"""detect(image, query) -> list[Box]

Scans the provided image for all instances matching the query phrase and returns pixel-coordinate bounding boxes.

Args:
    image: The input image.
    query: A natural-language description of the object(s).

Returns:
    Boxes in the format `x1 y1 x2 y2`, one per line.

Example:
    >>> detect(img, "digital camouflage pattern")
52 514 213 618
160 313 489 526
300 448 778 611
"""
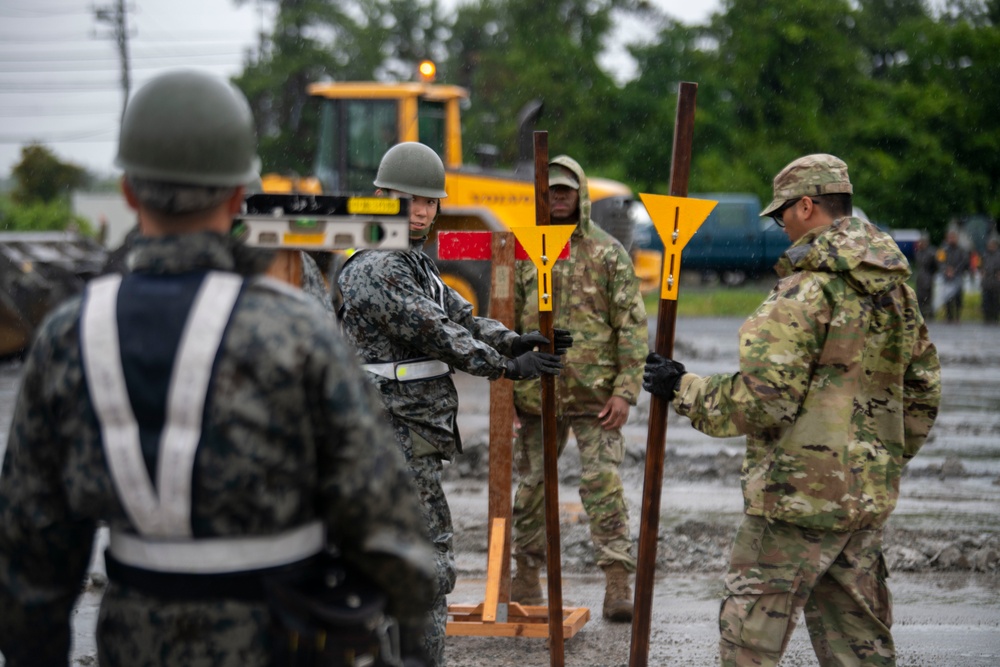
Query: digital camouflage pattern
338 240 522 666
513 156 647 417
339 243 519 461
672 215 942 532
0 232 436 666
720 515 894 666
512 156 647 572
760 153 854 216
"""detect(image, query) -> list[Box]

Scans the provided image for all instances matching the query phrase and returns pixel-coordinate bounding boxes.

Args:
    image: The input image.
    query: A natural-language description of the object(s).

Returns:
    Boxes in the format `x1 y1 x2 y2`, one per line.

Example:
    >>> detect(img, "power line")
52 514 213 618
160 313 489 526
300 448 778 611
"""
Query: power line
0 47 247 63
0 126 117 144
0 56 245 74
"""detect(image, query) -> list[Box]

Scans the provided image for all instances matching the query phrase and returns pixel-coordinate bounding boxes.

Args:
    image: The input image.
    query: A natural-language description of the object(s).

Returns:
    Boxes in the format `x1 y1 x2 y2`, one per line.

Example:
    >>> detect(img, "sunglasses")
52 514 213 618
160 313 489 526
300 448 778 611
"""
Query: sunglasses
770 198 804 228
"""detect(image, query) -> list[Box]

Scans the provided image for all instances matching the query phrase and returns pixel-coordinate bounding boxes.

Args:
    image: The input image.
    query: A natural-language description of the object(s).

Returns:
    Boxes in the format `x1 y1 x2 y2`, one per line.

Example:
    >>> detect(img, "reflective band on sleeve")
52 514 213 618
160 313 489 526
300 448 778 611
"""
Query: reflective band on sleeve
362 358 452 382
109 520 325 574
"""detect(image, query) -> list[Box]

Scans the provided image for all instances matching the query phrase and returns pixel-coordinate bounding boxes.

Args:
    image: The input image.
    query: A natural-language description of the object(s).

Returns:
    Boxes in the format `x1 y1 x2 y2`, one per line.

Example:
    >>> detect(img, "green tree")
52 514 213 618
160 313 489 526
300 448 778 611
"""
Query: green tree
232 0 450 175
445 0 633 169
11 144 89 205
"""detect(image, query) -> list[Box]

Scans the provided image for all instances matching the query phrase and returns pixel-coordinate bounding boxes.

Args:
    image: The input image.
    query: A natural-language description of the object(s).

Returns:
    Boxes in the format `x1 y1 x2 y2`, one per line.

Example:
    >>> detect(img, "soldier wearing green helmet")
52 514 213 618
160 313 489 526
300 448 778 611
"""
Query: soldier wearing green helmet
338 142 572 666
643 153 941 666
0 70 437 666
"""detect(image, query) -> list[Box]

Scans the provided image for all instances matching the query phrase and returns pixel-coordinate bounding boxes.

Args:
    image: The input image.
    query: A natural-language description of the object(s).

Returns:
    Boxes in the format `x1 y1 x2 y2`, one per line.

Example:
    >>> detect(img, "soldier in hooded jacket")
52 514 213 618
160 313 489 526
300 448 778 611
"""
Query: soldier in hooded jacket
511 155 648 622
643 154 941 667
0 70 436 667
337 142 569 666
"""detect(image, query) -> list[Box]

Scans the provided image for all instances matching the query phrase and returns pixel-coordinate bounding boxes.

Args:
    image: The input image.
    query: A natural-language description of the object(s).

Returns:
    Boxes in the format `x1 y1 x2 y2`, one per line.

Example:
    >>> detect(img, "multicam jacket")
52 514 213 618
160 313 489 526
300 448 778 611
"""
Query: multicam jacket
338 242 519 460
0 232 435 666
514 155 648 416
673 216 941 532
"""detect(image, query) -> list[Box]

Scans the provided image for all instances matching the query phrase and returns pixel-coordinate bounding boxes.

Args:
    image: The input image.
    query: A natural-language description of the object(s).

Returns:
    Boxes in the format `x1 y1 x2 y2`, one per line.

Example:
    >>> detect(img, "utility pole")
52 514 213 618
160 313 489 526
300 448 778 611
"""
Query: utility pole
94 0 131 123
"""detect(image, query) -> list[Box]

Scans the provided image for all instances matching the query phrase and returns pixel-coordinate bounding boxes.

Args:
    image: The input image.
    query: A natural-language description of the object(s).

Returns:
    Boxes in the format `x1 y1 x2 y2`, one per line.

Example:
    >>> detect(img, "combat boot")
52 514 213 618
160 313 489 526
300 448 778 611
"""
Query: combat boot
511 556 544 605
602 562 634 622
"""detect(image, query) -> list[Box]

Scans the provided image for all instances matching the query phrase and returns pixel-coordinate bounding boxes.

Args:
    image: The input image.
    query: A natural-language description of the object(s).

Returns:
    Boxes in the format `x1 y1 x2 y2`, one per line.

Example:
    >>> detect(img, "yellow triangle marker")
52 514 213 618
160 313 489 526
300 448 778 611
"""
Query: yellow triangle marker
509 224 576 312
639 194 717 301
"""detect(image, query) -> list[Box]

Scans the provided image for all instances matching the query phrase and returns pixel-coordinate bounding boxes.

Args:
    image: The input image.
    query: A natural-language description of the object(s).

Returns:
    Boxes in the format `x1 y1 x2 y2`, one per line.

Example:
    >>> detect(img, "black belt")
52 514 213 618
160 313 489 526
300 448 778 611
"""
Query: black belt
104 549 321 602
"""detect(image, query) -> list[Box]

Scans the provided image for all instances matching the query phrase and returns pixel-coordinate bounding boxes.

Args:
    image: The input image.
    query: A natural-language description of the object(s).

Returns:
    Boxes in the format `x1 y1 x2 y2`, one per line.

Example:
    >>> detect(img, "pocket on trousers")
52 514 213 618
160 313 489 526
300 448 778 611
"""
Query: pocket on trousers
874 553 893 629
721 564 802 655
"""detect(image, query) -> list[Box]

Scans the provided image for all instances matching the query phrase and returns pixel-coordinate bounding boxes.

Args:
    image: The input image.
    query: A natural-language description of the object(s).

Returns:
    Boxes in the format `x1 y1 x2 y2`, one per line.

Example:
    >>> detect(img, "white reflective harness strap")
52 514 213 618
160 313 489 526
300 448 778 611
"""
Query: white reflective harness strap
81 271 242 538
362 358 452 382
108 520 325 574
82 274 160 534
156 272 243 535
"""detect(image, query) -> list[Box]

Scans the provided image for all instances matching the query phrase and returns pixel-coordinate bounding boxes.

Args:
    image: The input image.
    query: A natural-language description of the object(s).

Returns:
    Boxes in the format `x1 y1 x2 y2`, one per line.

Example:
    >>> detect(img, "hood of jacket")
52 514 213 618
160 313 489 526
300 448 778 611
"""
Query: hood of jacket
777 216 911 296
550 154 592 235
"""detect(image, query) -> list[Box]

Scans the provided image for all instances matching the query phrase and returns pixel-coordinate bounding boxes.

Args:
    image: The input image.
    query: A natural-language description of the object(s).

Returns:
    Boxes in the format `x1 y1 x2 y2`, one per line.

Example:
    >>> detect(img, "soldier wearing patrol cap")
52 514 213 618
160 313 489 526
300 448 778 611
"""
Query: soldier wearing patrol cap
0 69 437 666
644 153 941 666
510 155 648 623
338 142 572 666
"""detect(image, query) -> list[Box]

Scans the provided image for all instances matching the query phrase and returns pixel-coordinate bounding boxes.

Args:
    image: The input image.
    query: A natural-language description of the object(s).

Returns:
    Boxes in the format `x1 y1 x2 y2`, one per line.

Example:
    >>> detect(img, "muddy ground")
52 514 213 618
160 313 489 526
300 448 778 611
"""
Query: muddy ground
439 317 1000 666
0 316 998 666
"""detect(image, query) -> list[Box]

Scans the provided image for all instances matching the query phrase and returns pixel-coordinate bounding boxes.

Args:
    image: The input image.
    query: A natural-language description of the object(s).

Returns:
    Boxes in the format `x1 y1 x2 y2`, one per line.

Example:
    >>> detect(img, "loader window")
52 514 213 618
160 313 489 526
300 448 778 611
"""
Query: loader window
418 100 445 157
313 99 398 194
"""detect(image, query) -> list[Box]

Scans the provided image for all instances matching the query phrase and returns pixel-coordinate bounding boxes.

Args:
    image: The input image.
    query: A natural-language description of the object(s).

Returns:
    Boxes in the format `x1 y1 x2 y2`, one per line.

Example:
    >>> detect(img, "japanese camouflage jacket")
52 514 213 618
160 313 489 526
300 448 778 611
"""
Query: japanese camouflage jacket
673 216 942 532
514 155 648 416
0 233 435 666
338 242 519 460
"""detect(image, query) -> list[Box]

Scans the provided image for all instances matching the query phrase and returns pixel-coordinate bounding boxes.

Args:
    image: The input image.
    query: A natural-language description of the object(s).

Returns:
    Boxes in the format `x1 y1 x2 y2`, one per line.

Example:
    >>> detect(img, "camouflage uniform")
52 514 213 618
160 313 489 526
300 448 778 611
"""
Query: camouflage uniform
937 235 970 322
338 241 520 665
672 155 941 667
912 239 938 321
0 232 436 666
512 156 648 571
980 239 1000 324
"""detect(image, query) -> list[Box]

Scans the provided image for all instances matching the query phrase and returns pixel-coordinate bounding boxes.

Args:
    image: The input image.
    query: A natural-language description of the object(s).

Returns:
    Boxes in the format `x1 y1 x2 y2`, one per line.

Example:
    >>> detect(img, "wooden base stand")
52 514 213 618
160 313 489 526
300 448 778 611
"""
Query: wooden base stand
446 518 590 639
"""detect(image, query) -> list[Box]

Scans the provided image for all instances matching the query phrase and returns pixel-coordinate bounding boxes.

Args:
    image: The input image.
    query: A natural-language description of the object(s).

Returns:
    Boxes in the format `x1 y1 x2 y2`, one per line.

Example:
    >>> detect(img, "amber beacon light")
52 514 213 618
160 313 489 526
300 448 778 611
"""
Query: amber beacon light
418 59 437 82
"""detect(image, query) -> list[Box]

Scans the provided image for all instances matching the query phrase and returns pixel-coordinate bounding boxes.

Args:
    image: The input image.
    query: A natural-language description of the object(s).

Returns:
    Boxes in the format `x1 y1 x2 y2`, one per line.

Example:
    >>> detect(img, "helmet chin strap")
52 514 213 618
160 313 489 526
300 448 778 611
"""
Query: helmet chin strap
409 210 439 241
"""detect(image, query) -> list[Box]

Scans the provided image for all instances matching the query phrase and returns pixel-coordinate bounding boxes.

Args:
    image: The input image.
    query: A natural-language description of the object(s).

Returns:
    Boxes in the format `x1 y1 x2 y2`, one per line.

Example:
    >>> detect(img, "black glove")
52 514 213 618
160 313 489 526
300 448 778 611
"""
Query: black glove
511 330 550 356
642 352 686 399
552 327 573 354
505 351 564 380
511 329 574 357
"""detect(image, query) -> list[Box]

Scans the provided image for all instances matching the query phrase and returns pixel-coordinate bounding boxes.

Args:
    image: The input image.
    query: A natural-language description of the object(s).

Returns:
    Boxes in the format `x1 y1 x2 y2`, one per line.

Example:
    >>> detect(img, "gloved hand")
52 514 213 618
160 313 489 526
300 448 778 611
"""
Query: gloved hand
511 330 550 357
511 329 574 356
505 351 564 380
552 327 573 354
642 352 686 399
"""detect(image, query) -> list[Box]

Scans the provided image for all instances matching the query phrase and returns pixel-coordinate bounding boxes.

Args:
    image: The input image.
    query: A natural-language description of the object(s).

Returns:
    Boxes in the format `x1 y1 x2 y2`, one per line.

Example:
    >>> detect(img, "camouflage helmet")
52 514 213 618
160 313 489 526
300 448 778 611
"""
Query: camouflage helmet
115 69 260 187
374 142 448 199
760 153 853 216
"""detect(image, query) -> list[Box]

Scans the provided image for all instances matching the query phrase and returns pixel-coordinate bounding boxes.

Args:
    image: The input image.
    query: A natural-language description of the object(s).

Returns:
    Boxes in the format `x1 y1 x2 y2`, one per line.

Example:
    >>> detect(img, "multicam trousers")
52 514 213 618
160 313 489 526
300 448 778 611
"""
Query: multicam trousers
396 422 456 667
512 413 635 570
720 514 895 667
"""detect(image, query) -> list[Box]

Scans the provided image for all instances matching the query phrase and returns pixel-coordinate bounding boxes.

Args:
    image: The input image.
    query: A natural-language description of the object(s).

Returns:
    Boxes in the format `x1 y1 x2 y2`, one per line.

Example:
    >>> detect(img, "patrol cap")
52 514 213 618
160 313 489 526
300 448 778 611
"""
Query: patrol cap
549 164 580 189
760 153 853 217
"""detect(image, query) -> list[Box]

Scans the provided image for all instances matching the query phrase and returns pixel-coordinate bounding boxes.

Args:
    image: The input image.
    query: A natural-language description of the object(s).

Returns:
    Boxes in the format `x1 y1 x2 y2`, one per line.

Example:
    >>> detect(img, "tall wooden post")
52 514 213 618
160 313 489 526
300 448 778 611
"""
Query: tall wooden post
533 131 566 667
488 231 516 602
629 81 700 667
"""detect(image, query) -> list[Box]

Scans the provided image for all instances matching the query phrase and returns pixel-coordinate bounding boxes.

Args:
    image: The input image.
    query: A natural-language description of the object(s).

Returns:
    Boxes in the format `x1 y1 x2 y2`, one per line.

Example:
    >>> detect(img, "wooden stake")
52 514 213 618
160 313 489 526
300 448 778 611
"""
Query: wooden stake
488 231 516 603
533 130 565 667
629 81 699 667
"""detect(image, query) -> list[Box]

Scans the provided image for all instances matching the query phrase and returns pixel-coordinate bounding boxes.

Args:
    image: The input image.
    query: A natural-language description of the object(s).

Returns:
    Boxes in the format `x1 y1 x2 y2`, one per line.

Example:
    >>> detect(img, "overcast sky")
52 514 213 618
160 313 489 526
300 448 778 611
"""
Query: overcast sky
0 0 721 180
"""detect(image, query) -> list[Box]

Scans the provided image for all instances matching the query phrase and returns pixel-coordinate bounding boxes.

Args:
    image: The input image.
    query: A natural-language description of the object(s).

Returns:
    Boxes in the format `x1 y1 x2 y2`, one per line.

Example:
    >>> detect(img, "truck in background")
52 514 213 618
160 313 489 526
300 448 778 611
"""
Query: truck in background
631 193 788 290
632 193 921 293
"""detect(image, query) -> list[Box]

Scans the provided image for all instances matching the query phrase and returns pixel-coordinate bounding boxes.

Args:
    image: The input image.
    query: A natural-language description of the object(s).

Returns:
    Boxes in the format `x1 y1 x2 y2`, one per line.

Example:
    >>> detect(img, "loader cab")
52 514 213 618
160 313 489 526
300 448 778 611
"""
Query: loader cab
308 81 468 195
